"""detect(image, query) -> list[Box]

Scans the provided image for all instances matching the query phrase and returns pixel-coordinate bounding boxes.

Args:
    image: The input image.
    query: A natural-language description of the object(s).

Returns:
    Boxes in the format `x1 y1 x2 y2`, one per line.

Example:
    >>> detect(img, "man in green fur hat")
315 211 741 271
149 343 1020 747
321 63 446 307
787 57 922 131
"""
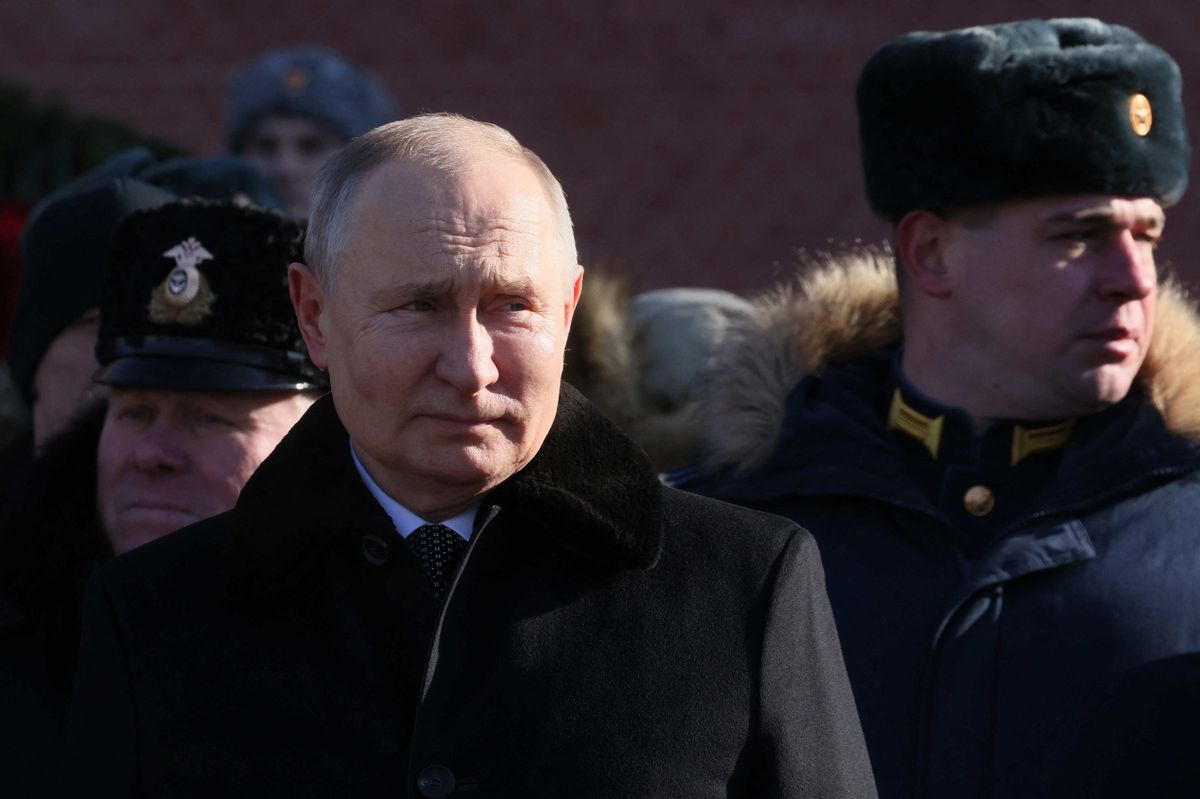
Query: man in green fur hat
685 17 1200 798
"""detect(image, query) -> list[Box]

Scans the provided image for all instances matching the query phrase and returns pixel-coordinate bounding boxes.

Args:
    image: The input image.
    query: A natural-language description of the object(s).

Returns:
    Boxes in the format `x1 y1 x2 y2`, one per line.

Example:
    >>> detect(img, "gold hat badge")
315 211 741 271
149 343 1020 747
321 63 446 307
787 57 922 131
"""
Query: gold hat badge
1129 93 1152 137
148 237 218 325
283 66 311 94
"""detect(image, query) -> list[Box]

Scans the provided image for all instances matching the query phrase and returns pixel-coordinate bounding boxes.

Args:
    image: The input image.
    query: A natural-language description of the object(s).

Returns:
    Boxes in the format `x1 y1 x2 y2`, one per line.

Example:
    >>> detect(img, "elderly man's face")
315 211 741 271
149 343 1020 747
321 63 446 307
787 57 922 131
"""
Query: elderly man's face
97 388 313 554
293 159 582 519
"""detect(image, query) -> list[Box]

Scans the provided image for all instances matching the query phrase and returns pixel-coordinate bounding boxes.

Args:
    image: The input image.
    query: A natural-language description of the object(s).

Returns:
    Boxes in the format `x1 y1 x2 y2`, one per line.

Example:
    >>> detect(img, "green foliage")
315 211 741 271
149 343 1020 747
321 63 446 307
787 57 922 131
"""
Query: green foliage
0 83 183 204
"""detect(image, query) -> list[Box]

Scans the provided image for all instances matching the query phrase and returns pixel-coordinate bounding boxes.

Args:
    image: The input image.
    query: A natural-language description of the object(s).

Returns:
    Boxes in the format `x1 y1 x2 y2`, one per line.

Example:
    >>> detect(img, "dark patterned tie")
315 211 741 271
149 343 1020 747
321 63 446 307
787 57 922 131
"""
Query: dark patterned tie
406 524 469 603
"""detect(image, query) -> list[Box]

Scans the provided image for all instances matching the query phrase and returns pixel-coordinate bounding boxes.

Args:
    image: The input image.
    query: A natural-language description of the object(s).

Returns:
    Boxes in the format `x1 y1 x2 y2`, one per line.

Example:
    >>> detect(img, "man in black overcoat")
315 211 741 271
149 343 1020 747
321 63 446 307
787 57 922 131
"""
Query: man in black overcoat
66 114 876 798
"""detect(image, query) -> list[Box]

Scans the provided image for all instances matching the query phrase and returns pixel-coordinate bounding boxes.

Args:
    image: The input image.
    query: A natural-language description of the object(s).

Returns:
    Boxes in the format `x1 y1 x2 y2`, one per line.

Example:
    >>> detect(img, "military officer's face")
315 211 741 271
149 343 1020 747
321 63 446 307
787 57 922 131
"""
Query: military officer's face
97 388 314 554
291 158 583 520
240 115 345 218
940 194 1163 419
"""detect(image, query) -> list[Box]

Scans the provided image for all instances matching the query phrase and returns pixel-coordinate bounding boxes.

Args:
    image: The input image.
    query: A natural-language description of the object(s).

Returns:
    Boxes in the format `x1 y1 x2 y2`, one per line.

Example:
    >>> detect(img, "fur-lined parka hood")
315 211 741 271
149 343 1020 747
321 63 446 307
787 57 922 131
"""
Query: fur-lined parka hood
697 247 1200 476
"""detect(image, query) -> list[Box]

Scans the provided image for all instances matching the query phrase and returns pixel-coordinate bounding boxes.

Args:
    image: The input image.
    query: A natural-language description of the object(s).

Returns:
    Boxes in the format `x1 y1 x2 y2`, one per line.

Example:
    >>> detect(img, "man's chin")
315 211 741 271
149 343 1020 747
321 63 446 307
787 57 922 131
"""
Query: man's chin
1069 365 1140 414
418 447 523 489
109 510 200 554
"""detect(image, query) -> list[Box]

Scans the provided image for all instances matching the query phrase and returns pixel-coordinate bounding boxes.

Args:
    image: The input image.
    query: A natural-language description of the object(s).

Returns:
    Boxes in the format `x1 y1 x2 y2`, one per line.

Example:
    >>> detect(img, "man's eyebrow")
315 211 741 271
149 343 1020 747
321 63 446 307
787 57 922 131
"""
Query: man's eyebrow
488 275 537 295
1039 207 1165 230
384 278 458 297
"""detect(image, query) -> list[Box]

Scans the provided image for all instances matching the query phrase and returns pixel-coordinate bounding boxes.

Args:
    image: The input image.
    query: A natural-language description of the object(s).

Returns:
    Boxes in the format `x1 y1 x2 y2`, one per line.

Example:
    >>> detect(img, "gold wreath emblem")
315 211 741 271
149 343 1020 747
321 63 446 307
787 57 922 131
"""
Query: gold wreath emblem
147 267 217 326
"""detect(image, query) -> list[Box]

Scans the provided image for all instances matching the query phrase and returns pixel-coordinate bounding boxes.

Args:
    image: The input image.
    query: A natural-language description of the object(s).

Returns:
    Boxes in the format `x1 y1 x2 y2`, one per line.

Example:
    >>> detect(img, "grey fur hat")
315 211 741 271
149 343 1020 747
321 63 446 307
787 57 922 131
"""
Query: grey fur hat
226 46 397 152
857 18 1191 220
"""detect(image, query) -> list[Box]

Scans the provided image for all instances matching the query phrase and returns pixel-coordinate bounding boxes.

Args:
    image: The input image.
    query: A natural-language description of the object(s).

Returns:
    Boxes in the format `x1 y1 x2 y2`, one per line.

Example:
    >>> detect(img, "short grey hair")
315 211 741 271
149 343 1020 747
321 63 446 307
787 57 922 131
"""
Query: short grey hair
304 113 577 290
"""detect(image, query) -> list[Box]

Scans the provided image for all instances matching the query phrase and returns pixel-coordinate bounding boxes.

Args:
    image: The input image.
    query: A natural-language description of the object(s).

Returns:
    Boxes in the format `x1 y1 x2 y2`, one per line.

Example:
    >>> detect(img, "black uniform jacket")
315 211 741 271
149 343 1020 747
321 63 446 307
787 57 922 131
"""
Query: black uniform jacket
67 386 876 798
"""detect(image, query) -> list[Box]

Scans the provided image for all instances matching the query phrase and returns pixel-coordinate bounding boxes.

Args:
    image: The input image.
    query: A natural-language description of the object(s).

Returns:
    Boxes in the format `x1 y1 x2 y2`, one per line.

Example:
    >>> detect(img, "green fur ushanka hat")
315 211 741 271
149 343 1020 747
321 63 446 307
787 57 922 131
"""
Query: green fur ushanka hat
857 18 1191 221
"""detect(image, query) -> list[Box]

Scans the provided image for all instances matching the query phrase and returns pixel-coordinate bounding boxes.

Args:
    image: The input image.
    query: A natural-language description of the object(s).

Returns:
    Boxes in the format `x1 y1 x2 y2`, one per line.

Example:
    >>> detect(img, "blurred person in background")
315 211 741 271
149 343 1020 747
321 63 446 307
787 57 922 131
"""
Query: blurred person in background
226 46 397 218
0 199 324 796
2 149 280 473
564 269 755 473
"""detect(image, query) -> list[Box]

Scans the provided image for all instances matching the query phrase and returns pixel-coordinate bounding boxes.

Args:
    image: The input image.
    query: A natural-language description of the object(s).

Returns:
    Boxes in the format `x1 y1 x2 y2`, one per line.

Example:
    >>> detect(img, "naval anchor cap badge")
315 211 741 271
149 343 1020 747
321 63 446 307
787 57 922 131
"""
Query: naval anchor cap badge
148 237 218 325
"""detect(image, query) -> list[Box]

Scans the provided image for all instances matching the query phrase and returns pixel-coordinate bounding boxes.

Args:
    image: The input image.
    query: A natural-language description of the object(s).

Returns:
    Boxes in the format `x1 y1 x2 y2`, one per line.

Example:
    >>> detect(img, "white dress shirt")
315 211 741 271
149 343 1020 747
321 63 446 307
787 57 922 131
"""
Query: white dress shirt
350 444 476 541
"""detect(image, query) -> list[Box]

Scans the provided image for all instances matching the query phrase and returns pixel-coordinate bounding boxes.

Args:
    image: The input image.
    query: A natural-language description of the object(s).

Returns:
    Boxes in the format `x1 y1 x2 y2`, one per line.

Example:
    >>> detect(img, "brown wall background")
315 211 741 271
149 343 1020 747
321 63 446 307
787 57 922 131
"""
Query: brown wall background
3 0 1198 292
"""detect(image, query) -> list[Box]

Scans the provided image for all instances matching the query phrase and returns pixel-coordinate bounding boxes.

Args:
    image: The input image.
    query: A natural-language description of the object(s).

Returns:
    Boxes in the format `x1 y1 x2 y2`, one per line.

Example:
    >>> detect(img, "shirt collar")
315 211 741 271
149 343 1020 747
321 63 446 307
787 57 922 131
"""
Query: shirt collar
349 443 476 540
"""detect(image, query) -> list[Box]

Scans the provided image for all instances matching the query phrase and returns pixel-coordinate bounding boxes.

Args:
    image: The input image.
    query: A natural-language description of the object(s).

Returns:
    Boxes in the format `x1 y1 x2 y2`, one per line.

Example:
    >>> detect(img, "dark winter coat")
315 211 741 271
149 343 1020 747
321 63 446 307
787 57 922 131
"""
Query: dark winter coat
66 385 877 798
0 403 110 797
681 250 1200 799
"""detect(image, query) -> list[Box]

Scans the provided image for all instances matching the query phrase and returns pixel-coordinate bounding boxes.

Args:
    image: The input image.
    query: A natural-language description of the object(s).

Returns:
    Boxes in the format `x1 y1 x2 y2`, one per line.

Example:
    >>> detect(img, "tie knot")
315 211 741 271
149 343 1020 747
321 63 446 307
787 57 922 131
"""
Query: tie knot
406 524 468 603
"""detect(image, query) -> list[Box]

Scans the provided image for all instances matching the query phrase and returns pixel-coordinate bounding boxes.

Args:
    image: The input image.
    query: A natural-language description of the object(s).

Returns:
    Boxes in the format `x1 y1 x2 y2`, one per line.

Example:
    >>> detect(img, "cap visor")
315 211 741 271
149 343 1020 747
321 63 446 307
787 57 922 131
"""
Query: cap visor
97 355 319 392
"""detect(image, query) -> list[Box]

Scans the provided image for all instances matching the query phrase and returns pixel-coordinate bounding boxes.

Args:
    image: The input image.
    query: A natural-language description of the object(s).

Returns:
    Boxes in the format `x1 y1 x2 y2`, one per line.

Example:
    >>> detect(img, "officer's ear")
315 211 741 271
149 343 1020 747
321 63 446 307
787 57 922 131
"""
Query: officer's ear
288 263 329 369
895 210 953 299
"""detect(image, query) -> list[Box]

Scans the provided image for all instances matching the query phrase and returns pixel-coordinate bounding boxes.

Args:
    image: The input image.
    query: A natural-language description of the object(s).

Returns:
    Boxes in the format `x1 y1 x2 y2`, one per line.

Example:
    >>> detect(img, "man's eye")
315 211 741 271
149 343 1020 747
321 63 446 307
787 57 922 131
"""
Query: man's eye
297 136 326 157
497 301 529 312
197 413 236 428
400 300 436 312
115 406 152 422
246 138 279 157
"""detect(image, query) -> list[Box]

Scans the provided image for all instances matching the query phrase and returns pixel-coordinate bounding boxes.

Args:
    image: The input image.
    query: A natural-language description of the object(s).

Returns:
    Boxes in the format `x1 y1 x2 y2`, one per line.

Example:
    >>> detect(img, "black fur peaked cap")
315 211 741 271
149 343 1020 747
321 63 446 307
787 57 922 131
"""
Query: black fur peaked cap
857 18 1191 221
96 200 326 392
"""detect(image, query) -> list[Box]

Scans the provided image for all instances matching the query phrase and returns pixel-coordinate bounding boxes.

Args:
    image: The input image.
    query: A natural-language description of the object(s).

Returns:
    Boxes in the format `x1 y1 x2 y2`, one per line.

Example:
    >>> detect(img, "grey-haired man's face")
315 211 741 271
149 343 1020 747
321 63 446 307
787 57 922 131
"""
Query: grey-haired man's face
291 158 583 520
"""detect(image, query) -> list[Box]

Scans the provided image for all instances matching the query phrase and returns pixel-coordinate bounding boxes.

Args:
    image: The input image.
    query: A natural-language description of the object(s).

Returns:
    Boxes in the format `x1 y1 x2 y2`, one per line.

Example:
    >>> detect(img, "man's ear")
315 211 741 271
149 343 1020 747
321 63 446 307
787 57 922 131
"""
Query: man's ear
562 264 584 335
895 210 954 299
288 263 329 369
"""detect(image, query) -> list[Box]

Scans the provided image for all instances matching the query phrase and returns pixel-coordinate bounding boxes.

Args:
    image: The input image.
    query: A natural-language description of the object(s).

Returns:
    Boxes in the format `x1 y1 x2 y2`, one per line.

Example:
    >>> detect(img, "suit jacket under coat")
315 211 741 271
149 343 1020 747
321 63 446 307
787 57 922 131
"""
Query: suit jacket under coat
67 385 876 798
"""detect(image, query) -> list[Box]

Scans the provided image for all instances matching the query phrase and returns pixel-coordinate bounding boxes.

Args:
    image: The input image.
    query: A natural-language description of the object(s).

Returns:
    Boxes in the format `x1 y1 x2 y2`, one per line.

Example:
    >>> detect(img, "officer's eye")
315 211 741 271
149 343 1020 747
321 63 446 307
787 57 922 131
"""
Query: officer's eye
114 405 153 423
196 412 237 429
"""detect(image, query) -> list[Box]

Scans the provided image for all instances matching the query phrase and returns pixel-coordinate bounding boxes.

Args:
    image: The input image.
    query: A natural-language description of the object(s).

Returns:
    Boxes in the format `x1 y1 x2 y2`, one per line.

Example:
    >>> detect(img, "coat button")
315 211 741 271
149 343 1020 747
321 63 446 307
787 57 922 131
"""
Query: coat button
963 485 995 516
416 765 456 798
359 534 390 565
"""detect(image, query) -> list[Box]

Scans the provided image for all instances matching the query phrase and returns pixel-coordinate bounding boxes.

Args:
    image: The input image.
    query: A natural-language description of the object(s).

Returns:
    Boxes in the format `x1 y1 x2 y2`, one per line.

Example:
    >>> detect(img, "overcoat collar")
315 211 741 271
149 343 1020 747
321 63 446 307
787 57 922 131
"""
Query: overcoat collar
222 382 663 603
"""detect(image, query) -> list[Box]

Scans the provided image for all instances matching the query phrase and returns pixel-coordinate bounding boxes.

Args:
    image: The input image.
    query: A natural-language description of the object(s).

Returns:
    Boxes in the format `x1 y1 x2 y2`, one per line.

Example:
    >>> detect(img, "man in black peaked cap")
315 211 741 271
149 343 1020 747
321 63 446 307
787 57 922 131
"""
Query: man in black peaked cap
1 199 323 796
683 17 1200 799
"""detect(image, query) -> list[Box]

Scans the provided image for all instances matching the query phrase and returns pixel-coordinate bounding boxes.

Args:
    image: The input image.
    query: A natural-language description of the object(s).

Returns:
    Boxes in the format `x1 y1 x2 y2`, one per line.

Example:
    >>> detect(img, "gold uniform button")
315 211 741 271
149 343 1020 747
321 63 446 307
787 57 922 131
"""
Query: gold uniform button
963 485 995 517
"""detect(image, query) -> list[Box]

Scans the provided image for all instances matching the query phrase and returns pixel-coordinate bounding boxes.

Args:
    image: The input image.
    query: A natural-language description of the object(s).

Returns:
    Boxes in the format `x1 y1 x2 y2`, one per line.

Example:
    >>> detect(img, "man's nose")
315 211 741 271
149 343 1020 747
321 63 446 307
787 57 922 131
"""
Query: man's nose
1097 230 1156 300
131 422 188 475
434 313 500 394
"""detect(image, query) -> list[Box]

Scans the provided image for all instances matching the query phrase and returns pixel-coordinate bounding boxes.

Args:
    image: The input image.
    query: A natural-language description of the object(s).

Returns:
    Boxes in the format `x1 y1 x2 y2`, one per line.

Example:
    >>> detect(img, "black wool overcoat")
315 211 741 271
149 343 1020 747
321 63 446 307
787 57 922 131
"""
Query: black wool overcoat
67 386 876 798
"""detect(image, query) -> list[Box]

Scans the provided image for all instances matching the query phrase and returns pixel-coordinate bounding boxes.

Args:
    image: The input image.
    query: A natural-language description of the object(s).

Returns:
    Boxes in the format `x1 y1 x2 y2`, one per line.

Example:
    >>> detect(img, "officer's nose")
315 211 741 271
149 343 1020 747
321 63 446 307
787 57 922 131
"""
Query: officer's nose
131 420 189 475
1097 228 1156 301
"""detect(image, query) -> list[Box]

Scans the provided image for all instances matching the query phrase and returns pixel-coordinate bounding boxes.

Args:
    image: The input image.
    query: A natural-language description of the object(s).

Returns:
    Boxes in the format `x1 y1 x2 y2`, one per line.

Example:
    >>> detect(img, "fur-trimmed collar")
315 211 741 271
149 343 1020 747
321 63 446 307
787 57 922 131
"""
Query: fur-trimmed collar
222 384 663 603
698 247 1200 475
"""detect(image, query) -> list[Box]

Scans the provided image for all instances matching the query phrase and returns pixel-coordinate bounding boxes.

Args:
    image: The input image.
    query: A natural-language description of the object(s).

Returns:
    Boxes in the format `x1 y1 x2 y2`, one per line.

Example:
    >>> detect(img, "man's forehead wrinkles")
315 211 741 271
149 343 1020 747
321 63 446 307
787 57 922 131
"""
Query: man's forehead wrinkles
405 214 539 238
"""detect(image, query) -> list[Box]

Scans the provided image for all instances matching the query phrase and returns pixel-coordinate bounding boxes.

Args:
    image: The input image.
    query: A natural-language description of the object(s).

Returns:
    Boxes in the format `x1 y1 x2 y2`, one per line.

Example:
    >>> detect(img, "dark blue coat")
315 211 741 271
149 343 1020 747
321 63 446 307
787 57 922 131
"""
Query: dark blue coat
685 347 1200 799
